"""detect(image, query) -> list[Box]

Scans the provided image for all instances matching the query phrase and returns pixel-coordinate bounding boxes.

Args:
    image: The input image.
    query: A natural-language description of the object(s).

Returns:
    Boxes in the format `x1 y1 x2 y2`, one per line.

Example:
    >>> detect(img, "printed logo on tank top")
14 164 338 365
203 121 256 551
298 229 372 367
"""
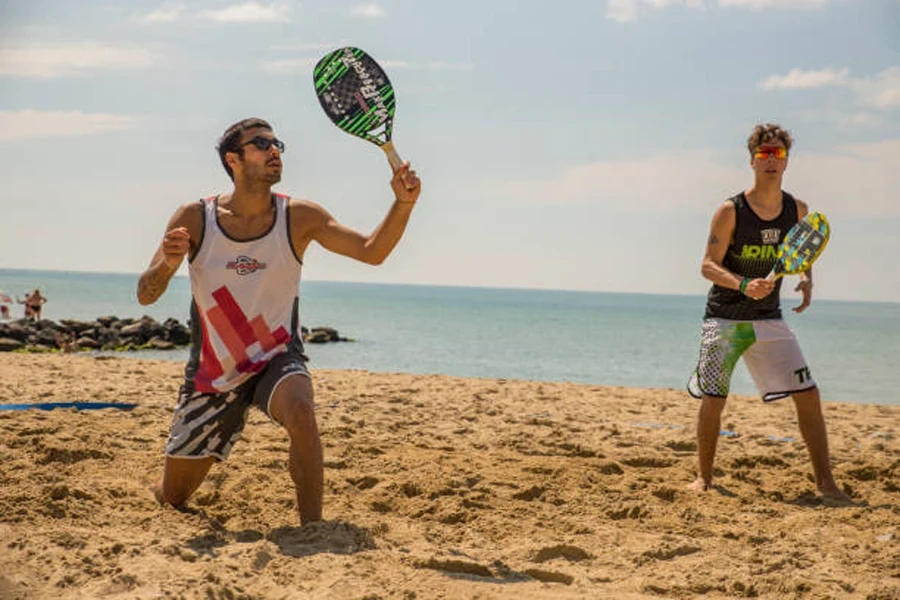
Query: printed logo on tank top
738 227 782 260
760 228 781 244
225 255 267 276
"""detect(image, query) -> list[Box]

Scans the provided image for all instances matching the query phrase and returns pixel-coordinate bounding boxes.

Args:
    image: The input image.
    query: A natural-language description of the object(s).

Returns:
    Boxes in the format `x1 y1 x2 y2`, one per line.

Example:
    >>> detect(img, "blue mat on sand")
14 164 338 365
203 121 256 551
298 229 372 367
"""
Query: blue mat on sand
0 402 137 411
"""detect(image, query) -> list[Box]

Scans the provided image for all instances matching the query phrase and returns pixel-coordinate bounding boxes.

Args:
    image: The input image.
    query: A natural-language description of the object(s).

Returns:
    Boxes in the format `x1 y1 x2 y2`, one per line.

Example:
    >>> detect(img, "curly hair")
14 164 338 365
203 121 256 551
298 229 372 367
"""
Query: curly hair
216 118 273 180
747 123 793 156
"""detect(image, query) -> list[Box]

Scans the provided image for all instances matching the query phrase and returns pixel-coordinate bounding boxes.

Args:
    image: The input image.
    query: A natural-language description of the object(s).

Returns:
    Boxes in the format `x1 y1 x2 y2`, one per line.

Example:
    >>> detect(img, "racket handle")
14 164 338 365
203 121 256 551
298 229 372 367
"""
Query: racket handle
381 141 403 171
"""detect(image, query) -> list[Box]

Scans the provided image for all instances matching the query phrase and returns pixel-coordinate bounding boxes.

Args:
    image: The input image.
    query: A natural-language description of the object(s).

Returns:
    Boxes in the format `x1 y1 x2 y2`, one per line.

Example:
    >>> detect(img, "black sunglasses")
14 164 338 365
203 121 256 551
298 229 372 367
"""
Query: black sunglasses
240 136 285 153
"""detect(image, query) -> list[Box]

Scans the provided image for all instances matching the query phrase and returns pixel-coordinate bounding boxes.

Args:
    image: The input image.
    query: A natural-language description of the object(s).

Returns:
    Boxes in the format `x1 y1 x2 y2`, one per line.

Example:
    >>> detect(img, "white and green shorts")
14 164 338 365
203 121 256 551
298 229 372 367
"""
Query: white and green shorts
688 318 816 402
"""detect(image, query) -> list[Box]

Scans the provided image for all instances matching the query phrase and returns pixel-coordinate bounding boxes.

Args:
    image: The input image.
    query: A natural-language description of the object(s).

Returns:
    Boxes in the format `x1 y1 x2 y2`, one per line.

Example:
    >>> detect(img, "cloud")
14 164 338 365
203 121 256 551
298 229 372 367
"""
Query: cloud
140 4 185 23
270 42 345 52
350 3 386 17
485 149 744 210
427 62 475 71
0 43 156 78
261 57 317 74
606 0 826 21
0 110 144 140
199 2 291 23
483 140 900 217
853 66 900 110
758 67 849 90
718 0 827 7
760 66 900 112
607 0 705 23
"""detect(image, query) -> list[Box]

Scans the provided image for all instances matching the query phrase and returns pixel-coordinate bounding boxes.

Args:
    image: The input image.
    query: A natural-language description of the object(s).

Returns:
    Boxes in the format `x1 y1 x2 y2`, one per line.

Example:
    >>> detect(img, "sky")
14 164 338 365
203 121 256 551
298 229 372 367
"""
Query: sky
0 0 898 303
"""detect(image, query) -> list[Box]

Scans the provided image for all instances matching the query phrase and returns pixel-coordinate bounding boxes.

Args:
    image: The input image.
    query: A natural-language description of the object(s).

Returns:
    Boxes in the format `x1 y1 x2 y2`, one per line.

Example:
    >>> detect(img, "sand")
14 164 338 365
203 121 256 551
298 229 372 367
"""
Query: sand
0 353 897 600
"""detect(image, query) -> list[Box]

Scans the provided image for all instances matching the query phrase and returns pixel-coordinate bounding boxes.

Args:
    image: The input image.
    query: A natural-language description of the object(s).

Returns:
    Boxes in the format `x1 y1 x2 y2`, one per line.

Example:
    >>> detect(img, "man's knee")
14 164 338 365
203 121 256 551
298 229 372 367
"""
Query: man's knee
700 394 727 415
792 387 821 410
271 376 317 434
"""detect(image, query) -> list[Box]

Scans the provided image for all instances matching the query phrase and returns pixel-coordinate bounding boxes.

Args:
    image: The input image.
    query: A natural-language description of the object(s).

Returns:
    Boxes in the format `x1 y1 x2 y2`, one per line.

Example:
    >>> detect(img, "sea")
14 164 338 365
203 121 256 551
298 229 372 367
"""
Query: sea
1 268 897 406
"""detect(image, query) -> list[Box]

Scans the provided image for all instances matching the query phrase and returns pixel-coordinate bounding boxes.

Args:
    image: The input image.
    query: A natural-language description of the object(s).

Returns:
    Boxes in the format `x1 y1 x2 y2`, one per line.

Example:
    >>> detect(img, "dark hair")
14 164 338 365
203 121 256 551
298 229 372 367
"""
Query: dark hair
747 123 793 156
216 118 273 179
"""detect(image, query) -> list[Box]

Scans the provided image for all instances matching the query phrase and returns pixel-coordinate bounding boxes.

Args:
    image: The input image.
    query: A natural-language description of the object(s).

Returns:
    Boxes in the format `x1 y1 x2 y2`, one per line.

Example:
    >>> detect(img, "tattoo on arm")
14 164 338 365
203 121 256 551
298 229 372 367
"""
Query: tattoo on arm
138 263 175 303
708 234 719 245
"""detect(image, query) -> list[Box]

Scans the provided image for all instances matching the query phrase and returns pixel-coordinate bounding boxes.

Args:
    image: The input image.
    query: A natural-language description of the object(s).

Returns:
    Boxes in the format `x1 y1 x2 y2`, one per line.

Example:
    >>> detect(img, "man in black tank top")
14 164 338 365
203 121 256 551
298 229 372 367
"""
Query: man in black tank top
686 123 849 503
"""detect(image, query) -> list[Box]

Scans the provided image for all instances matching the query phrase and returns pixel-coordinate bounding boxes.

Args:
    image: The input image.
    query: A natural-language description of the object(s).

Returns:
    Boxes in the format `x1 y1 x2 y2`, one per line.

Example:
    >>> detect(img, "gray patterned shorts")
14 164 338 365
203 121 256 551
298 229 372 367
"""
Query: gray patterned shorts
164 351 310 461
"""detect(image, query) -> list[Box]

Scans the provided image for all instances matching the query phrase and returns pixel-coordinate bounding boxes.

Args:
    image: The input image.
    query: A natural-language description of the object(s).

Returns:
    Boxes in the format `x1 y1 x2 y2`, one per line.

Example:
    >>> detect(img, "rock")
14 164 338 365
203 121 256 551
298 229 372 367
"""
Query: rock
0 337 23 351
0 316 350 353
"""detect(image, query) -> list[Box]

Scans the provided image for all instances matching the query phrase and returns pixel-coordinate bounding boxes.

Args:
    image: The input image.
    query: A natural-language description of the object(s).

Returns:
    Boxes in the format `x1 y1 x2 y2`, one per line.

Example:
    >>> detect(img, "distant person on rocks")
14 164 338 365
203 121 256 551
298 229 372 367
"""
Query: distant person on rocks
17 289 47 321
137 117 420 525
0 292 11 320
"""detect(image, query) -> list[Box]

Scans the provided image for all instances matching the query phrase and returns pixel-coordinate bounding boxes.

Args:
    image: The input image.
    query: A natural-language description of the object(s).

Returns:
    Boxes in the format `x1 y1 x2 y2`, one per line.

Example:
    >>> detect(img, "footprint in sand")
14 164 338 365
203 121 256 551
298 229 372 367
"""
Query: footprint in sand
532 544 591 563
635 544 701 565
267 521 375 557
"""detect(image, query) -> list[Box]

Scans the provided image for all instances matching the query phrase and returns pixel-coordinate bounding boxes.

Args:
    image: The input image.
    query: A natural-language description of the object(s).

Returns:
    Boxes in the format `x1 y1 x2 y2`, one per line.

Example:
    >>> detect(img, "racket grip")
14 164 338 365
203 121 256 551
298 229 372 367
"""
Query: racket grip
381 141 404 171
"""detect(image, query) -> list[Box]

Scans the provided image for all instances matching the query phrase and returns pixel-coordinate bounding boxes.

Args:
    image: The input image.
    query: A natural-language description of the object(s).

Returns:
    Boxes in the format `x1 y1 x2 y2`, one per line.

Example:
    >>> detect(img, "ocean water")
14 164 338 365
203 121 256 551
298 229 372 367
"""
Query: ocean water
1 268 898 406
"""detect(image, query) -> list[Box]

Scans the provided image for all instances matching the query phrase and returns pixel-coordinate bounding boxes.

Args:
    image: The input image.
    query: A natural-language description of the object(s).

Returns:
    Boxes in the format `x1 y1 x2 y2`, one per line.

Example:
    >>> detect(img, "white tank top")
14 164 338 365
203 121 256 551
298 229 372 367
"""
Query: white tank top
185 193 303 393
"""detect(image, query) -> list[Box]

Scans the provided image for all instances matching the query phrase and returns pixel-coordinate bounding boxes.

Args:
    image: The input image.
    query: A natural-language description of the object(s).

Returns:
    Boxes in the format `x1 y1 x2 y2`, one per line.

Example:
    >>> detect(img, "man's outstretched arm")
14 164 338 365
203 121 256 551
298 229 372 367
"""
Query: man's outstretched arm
305 162 421 265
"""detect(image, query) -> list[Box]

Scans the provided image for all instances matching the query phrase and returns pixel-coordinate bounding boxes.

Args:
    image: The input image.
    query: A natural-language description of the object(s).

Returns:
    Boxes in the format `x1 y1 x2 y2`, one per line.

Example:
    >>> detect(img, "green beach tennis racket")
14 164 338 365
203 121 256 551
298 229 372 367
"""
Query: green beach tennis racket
313 47 404 171
765 212 831 281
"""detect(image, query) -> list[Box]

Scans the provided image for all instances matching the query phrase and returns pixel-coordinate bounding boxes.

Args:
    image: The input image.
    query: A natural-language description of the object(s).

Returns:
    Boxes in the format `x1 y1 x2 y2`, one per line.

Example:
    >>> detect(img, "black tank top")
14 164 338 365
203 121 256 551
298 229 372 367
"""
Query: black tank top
704 191 799 320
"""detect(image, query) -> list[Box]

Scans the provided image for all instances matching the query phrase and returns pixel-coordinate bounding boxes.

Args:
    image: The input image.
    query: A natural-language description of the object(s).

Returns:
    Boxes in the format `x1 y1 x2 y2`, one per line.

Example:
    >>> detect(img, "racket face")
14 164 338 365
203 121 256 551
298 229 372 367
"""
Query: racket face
773 212 830 276
313 47 396 147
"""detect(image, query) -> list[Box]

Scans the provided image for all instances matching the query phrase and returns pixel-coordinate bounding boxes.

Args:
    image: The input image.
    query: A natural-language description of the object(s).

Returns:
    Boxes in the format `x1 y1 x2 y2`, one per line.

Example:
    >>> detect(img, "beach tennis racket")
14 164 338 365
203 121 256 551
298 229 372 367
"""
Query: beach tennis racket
765 212 831 281
313 47 405 172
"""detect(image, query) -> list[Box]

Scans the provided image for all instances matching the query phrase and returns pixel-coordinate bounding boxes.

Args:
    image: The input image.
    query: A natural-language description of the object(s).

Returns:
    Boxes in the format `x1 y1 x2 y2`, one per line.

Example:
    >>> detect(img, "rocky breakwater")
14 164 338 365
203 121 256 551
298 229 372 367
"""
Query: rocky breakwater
0 316 350 353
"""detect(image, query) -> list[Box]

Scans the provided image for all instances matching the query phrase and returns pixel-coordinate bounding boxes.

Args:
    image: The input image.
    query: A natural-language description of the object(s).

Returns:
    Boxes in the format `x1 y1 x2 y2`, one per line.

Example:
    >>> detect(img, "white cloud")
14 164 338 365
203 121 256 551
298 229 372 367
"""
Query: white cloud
484 140 900 217
854 66 900 110
380 60 412 70
719 0 827 7
427 62 475 71
718 0 829 10
0 43 156 78
485 149 744 210
0 110 144 140
199 2 291 23
760 66 900 113
261 57 317 73
758 67 849 90
606 0 826 21
606 0 641 22
350 3 385 17
270 42 344 52
140 4 185 23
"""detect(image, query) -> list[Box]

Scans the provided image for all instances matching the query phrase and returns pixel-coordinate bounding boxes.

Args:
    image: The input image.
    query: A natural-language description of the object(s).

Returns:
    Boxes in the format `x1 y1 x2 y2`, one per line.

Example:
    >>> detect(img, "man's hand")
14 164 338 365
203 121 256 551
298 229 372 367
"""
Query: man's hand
743 278 775 301
391 162 421 204
162 227 191 269
793 278 813 313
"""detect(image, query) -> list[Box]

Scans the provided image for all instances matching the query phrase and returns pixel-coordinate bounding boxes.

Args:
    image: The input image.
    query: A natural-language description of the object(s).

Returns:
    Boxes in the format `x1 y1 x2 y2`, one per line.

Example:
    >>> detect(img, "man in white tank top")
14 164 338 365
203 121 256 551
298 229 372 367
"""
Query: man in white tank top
137 117 421 524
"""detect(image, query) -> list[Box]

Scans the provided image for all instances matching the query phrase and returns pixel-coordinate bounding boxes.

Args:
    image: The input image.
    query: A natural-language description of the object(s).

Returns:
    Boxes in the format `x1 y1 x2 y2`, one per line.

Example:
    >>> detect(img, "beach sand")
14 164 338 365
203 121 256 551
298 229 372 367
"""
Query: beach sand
0 353 897 600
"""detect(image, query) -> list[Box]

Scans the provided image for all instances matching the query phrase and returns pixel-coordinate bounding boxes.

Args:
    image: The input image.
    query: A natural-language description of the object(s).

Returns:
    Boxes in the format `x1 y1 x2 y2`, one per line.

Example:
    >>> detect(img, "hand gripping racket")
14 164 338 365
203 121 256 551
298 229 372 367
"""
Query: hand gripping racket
765 212 831 281
313 47 404 171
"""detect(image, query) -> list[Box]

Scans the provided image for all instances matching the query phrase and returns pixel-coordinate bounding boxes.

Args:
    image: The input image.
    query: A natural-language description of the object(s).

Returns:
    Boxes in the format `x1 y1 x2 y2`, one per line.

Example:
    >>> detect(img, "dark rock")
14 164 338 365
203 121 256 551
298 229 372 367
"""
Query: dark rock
0 316 350 353
75 336 100 349
0 337 23 351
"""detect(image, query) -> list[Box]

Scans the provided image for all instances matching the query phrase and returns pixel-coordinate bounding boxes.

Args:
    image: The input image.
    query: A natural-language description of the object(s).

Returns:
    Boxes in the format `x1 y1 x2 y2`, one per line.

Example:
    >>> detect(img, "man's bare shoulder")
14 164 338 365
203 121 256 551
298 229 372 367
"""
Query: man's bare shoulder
164 199 205 239
287 197 329 222
287 197 323 211
173 199 204 221
711 199 737 222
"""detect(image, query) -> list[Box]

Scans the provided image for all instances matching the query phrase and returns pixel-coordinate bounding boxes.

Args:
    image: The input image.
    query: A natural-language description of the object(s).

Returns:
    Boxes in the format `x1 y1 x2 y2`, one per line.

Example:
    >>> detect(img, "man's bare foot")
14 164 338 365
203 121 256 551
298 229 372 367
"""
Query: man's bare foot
688 477 711 492
149 482 165 505
820 485 853 505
